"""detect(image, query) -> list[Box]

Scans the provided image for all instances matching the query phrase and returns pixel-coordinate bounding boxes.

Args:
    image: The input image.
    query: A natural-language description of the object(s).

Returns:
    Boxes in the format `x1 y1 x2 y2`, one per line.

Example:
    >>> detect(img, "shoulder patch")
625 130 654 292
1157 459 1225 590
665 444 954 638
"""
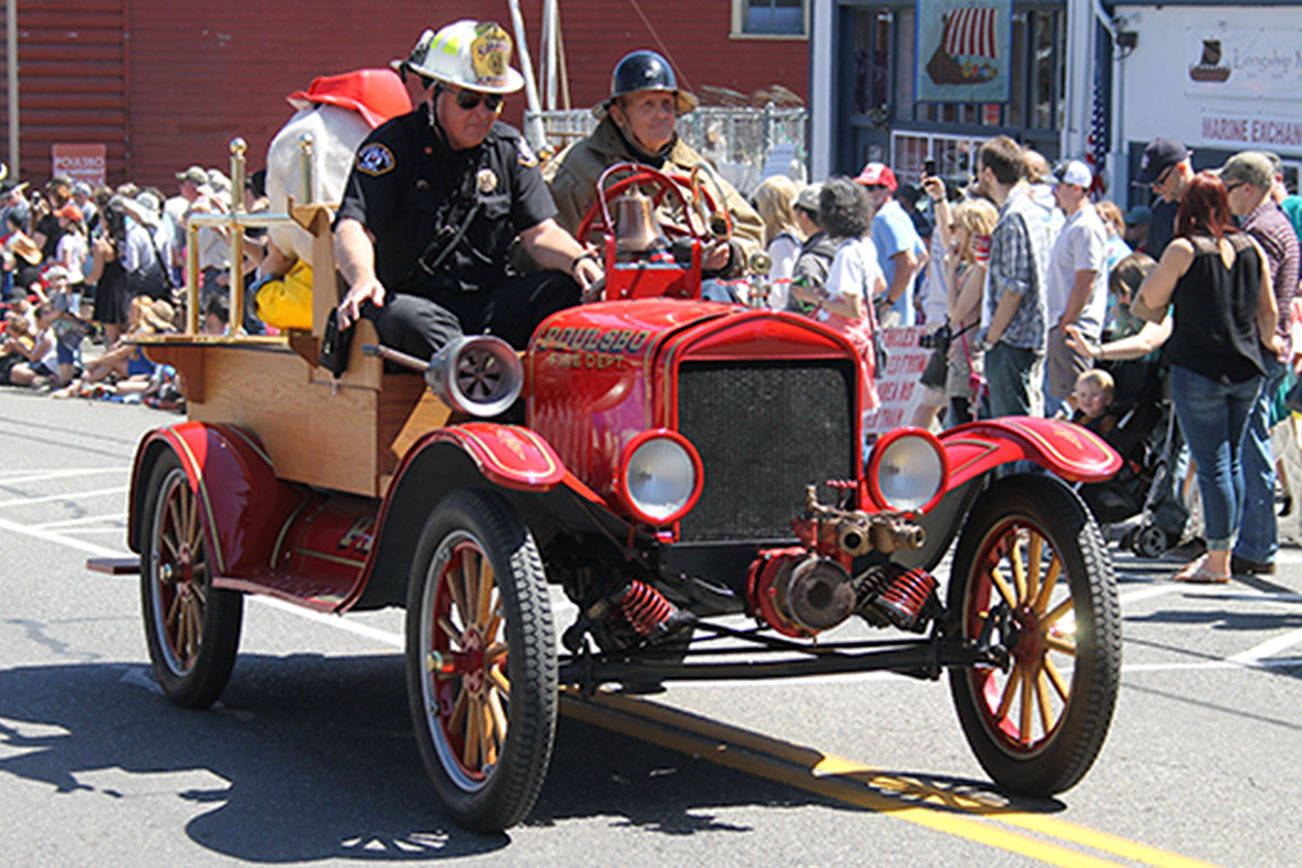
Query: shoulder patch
517 137 538 168
356 143 395 176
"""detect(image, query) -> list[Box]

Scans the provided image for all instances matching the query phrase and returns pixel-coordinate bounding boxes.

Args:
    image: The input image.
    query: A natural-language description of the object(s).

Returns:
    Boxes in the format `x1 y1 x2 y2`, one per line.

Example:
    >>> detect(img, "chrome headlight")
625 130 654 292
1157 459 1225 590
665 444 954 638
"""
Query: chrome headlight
866 429 947 513
617 430 703 526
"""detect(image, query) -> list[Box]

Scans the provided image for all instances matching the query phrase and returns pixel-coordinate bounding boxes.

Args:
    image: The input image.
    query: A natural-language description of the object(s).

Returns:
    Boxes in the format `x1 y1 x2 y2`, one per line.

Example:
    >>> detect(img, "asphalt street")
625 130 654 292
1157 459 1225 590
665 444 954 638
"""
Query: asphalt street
1 388 1299 866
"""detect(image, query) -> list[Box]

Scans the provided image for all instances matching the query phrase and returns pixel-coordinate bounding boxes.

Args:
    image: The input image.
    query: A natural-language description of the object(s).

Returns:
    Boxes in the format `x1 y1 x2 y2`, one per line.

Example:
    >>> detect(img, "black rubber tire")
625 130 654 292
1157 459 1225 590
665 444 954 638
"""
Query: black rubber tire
139 451 243 708
1131 524 1168 560
947 474 1120 797
405 489 557 832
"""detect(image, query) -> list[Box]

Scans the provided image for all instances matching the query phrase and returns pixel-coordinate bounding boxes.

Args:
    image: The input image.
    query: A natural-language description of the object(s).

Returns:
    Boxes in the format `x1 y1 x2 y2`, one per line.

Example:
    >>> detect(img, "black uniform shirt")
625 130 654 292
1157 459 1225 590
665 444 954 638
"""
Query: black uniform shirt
335 105 556 296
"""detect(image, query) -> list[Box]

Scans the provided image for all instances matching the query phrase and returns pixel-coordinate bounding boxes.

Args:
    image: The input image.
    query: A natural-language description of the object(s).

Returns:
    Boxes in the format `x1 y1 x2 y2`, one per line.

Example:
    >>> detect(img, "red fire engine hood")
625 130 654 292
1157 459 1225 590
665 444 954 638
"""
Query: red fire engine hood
530 299 855 363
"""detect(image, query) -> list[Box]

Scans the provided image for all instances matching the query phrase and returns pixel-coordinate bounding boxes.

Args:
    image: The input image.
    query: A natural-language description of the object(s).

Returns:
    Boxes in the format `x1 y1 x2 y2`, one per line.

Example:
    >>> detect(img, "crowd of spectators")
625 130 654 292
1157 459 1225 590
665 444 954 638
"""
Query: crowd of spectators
3 130 1300 579
0 162 270 407
762 136 1301 581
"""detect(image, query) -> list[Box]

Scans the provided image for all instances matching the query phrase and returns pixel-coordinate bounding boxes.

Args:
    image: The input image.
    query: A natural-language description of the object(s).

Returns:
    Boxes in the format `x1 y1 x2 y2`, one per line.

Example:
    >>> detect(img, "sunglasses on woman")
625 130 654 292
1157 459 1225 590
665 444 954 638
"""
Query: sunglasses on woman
454 89 504 112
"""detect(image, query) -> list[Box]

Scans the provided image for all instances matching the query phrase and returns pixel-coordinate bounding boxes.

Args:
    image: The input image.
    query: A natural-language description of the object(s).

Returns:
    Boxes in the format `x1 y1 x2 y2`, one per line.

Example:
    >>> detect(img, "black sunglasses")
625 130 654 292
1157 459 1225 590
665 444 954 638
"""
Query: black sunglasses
454 89 504 112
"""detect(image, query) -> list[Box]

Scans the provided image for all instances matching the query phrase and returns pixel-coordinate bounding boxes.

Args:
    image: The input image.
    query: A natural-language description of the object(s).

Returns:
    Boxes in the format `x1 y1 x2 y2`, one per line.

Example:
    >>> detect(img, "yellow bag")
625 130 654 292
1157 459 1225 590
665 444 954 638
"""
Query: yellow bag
255 259 313 330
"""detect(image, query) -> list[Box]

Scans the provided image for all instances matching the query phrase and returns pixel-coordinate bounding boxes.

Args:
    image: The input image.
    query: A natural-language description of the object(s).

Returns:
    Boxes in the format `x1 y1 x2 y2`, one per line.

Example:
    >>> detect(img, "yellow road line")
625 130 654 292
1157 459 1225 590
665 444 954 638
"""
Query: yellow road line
560 690 1218 868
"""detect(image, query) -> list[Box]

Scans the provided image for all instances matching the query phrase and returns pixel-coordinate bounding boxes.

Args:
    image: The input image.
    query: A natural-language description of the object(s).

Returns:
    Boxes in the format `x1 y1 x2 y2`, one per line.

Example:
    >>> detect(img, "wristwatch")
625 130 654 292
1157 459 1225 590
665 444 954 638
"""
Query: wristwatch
979 337 995 353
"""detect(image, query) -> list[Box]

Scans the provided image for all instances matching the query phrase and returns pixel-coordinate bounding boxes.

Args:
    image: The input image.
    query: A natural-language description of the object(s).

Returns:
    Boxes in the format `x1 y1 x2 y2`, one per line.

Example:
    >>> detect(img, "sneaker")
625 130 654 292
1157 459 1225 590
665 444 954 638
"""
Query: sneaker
1230 554 1275 576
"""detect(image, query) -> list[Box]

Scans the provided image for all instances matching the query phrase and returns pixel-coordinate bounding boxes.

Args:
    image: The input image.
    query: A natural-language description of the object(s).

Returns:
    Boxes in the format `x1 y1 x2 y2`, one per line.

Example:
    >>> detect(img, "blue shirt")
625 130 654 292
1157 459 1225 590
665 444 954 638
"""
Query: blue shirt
871 199 926 326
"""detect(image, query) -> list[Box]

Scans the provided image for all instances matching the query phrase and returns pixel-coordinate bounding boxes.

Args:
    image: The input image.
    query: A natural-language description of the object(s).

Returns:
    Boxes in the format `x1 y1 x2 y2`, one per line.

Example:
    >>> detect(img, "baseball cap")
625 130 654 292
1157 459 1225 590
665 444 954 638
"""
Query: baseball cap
1053 160 1092 188
1134 137 1189 184
43 264 69 283
1217 151 1273 190
793 182 822 212
1123 205 1151 226
72 181 92 198
206 169 232 194
176 165 207 185
854 162 897 192
48 173 74 189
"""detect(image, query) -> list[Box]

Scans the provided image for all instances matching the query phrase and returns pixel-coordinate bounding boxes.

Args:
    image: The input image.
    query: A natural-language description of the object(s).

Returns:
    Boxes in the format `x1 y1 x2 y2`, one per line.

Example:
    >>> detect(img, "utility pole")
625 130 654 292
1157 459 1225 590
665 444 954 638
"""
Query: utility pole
6 0 17 177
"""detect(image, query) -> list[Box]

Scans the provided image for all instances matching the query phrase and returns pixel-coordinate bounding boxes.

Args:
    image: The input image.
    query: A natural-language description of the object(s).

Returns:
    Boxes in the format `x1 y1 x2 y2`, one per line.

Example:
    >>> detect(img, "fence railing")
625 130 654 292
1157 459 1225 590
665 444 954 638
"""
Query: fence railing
526 104 807 196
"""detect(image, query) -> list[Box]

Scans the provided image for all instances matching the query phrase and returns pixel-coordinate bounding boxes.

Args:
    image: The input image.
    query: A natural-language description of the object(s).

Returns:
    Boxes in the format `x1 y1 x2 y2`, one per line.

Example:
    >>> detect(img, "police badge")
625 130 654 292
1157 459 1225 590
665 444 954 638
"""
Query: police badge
477 168 498 194
471 22 512 89
356 143 394 176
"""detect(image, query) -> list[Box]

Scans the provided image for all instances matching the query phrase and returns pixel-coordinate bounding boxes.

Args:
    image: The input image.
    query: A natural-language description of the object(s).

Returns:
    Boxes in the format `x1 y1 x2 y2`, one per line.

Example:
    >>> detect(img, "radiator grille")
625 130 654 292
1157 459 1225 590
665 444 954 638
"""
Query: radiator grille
676 359 856 541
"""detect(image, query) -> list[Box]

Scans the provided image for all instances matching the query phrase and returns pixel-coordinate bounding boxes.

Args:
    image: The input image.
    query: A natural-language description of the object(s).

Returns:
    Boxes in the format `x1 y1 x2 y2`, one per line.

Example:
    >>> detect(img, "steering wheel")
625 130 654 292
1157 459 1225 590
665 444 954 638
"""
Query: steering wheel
574 162 722 249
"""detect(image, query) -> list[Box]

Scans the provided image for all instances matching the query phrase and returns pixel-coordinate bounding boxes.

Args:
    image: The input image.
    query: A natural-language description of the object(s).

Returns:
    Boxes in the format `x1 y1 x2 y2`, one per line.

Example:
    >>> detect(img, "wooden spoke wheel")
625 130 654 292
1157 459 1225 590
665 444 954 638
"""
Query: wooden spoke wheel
407 489 556 832
947 475 1120 797
140 453 242 708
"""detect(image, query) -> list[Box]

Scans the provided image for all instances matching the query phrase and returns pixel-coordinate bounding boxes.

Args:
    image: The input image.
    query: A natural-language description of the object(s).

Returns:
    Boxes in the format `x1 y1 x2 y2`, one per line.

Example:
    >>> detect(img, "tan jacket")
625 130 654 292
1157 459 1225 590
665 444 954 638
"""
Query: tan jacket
543 118 763 275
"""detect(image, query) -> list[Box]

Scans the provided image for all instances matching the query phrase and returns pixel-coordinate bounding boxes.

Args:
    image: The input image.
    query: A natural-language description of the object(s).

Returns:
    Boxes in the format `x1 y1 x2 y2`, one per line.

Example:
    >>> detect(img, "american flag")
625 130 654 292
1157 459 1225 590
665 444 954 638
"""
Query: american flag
1086 60 1108 193
942 8 998 59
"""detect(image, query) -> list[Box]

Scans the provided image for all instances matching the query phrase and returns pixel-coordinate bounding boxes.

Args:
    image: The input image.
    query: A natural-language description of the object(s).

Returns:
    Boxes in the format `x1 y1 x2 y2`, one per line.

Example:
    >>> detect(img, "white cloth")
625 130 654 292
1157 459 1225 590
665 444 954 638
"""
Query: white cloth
56 232 87 284
822 235 883 321
120 220 158 274
266 103 373 263
767 231 800 280
917 231 950 327
1045 203 1108 334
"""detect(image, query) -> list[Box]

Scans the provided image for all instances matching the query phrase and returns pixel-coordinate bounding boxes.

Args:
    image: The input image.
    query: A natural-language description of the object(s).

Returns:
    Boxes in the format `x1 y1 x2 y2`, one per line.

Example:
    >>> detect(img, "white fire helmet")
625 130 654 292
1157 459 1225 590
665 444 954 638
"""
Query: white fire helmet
403 20 525 95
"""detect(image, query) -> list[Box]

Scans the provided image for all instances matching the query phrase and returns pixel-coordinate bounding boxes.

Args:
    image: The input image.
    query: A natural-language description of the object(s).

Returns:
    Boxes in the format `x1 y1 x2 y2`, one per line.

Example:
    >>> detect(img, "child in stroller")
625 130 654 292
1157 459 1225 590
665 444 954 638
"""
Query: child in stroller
1065 252 1194 557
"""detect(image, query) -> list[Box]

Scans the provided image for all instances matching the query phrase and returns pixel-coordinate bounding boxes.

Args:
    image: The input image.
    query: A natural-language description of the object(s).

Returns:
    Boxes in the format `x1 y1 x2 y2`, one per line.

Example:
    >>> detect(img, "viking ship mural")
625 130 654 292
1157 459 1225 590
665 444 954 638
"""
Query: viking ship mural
1188 39 1231 83
926 6 999 86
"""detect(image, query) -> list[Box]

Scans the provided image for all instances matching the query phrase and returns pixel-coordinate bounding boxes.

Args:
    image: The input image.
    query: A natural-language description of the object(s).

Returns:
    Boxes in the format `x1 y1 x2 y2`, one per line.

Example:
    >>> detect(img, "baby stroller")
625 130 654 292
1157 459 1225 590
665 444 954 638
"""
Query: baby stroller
1075 358 1191 558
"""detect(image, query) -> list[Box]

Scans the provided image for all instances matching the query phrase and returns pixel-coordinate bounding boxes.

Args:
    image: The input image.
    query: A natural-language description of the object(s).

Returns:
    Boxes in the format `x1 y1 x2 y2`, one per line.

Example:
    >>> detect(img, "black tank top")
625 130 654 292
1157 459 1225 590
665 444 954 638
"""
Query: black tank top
1168 233 1266 383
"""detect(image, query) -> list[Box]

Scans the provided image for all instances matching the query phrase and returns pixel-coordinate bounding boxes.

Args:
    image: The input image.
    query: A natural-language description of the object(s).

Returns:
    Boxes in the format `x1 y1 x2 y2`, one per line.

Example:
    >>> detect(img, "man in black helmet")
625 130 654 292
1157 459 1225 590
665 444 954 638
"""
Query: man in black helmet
334 20 602 359
543 49 763 278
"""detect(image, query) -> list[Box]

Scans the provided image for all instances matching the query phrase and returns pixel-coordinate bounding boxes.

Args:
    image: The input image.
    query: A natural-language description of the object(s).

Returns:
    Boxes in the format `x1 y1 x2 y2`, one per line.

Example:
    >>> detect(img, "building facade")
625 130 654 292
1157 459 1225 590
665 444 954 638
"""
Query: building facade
0 1 810 189
1113 3 1302 205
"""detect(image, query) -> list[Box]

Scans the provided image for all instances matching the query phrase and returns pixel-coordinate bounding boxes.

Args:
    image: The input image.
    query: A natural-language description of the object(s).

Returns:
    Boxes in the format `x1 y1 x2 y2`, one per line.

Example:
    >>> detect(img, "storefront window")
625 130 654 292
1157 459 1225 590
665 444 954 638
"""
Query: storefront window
739 0 806 36
1029 8 1064 131
853 9 892 116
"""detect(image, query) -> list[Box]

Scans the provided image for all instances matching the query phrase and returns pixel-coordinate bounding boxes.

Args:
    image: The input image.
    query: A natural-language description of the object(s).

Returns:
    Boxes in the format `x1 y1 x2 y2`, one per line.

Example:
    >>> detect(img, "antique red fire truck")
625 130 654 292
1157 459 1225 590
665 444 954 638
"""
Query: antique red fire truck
96 152 1122 832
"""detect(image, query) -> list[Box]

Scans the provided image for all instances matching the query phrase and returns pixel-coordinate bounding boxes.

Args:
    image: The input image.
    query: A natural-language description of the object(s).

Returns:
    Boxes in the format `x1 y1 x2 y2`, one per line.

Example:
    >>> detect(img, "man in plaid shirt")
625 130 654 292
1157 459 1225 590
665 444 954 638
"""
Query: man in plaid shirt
975 136 1051 418
1219 151 1301 576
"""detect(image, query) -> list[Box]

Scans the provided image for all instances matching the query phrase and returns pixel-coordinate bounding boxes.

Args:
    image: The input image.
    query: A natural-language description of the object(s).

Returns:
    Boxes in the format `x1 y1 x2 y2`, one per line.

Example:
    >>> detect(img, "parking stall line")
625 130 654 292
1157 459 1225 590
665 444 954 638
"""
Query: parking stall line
0 486 127 509
0 514 125 559
1227 626 1302 665
33 513 125 530
0 468 124 486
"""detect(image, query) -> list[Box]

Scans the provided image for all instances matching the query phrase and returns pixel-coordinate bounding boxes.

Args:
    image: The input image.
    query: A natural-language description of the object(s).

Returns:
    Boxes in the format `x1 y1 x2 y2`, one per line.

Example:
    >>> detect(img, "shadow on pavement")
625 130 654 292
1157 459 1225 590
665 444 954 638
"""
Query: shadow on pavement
0 652 1067 856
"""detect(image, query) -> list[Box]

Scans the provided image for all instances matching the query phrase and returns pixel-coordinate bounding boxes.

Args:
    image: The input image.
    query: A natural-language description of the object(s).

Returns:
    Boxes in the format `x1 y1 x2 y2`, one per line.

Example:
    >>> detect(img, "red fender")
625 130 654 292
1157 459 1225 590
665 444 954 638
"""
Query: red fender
938 416 1121 489
129 422 306 577
415 423 570 491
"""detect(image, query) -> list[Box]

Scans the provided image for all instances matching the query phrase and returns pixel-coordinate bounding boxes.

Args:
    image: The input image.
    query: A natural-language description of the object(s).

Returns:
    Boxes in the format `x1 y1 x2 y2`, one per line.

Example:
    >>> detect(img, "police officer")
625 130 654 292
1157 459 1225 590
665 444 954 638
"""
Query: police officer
334 20 602 358
543 49 764 279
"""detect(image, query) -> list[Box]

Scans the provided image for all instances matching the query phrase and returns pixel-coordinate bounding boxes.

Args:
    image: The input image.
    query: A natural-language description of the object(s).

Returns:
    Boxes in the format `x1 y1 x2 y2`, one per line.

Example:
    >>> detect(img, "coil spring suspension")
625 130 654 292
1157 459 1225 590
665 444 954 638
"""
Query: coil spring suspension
620 580 676 636
874 566 937 629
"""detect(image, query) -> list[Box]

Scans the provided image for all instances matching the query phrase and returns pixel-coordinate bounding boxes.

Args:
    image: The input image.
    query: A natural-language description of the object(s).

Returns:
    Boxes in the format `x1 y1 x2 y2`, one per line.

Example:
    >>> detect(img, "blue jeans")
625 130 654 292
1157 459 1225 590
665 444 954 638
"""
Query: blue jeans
1234 356 1287 563
983 342 1043 419
1169 365 1262 549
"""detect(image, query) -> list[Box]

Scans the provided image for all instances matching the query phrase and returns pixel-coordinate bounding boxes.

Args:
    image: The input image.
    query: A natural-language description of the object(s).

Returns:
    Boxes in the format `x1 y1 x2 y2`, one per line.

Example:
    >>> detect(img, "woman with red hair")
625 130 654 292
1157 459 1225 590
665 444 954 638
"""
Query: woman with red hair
1133 172 1285 582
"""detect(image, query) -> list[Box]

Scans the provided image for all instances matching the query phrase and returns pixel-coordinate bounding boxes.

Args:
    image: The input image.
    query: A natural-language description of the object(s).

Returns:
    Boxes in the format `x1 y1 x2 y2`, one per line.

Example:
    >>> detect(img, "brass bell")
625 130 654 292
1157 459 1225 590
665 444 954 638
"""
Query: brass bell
613 189 668 256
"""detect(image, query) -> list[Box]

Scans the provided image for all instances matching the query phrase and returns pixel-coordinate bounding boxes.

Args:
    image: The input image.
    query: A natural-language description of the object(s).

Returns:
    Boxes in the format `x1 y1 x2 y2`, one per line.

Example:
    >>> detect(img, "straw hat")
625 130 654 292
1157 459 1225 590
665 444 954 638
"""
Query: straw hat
139 299 176 333
8 232 42 265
